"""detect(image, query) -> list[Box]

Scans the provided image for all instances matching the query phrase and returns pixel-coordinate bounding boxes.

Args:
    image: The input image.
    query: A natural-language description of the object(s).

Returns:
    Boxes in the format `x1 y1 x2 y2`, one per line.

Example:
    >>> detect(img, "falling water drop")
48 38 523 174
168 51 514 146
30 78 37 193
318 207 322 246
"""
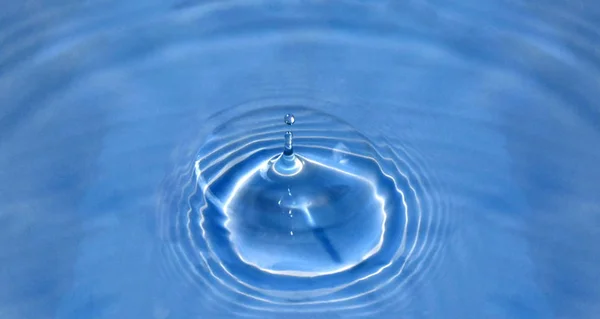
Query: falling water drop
284 113 295 125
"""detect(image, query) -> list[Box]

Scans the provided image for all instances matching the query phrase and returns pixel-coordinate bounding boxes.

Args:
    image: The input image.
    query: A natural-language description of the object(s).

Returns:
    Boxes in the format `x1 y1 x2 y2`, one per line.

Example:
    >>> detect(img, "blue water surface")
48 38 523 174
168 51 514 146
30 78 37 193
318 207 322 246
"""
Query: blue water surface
1 1 599 319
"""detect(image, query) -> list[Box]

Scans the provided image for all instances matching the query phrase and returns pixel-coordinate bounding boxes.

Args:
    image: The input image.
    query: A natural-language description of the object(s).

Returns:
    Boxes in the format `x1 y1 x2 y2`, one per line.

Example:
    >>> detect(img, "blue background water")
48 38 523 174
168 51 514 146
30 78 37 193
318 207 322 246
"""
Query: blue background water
1 1 600 319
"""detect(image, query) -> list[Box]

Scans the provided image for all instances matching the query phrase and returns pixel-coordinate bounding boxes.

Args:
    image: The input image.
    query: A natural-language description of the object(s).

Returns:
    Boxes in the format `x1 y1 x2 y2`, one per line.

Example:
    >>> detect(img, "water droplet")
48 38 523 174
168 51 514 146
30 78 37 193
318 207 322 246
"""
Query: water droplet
284 113 295 125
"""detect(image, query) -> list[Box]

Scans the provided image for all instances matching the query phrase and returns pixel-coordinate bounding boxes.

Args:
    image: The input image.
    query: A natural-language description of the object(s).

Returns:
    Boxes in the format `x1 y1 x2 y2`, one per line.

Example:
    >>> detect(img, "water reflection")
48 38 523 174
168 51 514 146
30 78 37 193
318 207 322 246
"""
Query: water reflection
1 1 599 319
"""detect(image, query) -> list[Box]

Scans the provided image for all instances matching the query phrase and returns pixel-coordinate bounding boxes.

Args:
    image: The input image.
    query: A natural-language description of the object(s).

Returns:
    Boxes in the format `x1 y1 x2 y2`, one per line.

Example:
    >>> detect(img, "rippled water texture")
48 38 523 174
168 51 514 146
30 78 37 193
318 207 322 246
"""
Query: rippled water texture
2 1 600 319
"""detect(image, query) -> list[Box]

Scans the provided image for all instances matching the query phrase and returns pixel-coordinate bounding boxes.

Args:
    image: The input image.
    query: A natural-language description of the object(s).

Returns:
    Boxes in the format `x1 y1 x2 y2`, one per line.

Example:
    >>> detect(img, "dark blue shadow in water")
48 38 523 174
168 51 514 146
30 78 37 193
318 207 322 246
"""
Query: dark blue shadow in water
312 227 342 264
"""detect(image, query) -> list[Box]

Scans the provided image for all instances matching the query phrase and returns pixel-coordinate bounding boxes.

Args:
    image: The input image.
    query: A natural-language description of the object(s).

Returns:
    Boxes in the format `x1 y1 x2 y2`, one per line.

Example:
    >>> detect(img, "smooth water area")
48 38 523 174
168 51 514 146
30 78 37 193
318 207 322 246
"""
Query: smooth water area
1 1 600 319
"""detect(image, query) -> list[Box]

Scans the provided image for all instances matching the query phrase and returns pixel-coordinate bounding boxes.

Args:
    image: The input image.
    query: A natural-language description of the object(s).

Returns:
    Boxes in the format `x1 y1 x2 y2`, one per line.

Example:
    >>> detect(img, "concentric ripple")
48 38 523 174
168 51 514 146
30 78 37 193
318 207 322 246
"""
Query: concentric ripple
3 0 600 318
156 98 454 316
